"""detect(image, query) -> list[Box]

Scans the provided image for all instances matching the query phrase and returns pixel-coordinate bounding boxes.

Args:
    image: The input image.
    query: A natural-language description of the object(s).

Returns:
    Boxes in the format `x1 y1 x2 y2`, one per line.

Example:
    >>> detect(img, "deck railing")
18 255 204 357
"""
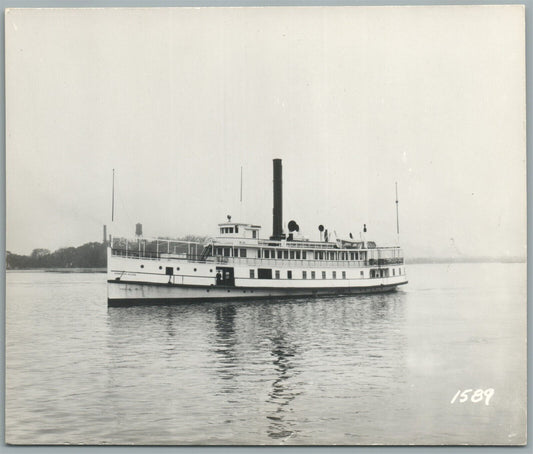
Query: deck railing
110 236 404 267
110 248 403 267
110 236 205 256
111 249 230 263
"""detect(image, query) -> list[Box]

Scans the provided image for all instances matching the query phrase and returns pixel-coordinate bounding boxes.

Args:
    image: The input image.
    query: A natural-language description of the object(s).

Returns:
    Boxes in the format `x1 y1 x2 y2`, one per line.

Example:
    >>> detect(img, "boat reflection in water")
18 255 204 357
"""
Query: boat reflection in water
212 304 238 385
265 330 300 440
106 292 407 443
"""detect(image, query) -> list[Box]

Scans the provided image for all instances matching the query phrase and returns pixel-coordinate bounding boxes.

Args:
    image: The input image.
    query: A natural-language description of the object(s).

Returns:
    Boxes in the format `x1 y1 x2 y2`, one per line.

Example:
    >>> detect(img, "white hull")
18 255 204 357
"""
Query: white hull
107 280 404 306
107 249 407 306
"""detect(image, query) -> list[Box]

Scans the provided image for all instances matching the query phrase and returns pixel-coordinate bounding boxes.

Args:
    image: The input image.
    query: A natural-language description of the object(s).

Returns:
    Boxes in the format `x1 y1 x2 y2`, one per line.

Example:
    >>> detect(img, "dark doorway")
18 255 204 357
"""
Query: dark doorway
258 268 273 279
216 267 235 286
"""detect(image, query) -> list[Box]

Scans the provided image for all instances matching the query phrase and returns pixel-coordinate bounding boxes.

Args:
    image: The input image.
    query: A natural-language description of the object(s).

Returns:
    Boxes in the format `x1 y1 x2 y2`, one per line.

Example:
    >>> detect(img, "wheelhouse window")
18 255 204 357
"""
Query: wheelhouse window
332 271 336 279
283 250 288 259
235 226 239 233
290 250 295 259
311 271 316 279
250 269 255 279
302 251 307 259
287 270 292 279
277 250 282 259
322 271 326 279
342 271 346 279
240 248 247 258
223 247 231 257
252 231 257 239
264 250 269 258
275 270 280 279
296 251 301 259
302 271 307 279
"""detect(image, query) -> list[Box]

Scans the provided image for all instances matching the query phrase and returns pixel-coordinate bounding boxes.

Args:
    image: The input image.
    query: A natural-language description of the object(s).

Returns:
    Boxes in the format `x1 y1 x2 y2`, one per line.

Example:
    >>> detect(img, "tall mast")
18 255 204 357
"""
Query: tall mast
395 182 400 244
240 166 243 203
112 168 115 222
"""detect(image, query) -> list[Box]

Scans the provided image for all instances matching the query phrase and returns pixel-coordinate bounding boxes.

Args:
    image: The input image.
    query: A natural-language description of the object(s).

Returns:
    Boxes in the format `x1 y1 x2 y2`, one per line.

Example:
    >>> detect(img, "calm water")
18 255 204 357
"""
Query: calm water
5 263 526 445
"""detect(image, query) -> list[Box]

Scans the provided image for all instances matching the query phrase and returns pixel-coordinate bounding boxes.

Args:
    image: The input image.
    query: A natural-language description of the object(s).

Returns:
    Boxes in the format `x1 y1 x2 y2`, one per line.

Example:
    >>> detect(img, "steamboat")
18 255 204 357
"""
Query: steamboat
107 159 407 306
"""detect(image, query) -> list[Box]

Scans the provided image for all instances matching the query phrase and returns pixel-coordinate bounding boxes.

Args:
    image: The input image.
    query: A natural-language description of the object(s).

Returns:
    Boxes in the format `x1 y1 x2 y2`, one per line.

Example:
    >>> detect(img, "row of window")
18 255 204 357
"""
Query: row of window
220 227 258 238
370 268 403 278
249 267 403 280
249 269 350 280
262 249 365 260
213 247 366 261
220 226 238 234
215 247 247 257
263 249 306 259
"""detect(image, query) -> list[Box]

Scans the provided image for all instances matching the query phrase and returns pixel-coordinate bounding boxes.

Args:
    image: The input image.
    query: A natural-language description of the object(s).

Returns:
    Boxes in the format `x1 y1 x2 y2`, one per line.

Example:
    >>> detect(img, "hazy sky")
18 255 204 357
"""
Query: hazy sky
6 6 526 258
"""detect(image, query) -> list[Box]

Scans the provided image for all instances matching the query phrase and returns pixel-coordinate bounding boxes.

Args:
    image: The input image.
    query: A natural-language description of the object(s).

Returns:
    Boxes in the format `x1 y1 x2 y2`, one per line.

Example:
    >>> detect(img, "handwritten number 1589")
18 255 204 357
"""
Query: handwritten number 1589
451 389 494 405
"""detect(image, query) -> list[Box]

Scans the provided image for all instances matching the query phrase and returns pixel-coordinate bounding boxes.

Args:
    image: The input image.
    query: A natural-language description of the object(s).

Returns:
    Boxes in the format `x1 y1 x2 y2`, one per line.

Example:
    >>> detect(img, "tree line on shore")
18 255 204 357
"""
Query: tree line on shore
6 235 209 270
6 242 107 269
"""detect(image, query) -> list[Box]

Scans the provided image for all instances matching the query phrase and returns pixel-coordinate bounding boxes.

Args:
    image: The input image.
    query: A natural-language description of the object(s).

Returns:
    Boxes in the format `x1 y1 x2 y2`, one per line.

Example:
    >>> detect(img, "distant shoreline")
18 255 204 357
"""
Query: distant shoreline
6 268 107 273
405 257 526 265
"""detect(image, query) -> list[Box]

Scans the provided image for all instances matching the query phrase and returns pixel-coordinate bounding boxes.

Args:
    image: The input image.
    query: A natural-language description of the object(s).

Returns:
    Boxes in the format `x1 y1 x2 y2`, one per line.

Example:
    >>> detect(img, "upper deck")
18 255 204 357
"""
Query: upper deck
110 232 404 268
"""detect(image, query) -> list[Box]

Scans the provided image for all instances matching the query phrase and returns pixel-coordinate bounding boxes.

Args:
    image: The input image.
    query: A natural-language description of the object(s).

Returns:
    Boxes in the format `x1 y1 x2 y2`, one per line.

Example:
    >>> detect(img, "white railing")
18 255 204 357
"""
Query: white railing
110 236 207 257
110 235 404 267
257 239 339 250
111 249 403 268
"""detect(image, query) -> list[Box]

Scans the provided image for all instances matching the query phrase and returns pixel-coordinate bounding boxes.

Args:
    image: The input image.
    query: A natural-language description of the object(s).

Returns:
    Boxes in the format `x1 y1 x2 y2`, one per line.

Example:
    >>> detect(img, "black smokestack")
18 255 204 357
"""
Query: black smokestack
272 159 283 240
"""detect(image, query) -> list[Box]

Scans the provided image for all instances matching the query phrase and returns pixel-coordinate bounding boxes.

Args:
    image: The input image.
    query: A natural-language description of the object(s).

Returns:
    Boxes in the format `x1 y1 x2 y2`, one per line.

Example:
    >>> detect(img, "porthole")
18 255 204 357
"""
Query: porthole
176 267 180 271
159 266 162 270
194 268 197 272
206 289 210 293
227 290 230 293
210 269 213 273
140 264 144 268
